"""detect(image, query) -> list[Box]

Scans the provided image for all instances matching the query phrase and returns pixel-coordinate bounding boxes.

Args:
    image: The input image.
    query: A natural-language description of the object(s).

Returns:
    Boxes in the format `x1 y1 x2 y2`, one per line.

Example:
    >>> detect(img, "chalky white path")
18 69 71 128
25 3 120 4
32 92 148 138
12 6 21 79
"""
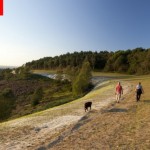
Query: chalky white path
0 78 131 150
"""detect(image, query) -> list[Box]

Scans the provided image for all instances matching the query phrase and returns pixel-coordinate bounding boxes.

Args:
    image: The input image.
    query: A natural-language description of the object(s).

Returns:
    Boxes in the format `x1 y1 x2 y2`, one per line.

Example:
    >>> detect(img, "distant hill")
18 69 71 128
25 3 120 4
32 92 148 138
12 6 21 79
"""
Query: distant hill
0 66 18 69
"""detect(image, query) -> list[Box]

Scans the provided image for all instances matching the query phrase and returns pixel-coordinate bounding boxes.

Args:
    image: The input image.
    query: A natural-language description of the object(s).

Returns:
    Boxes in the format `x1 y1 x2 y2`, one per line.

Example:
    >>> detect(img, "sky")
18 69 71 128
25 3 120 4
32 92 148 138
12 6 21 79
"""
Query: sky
0 0 150 66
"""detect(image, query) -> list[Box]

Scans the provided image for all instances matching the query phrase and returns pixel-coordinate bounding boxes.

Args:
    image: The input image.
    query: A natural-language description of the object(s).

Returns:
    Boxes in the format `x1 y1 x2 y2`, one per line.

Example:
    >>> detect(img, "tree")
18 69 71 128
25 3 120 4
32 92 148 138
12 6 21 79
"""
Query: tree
72 58 92 97
64 66 79 82
114 54 128 72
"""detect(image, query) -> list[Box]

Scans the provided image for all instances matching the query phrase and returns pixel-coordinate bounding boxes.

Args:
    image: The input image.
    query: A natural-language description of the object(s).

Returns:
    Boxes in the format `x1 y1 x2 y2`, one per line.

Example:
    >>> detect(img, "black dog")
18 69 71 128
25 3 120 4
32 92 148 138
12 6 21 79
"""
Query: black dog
84 102 92 112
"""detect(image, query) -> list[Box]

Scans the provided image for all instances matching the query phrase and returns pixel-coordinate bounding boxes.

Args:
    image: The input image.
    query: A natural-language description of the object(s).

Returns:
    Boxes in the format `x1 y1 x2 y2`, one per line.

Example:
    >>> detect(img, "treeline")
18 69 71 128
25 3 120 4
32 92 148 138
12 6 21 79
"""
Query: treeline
25 51 109 71
25 48 150 75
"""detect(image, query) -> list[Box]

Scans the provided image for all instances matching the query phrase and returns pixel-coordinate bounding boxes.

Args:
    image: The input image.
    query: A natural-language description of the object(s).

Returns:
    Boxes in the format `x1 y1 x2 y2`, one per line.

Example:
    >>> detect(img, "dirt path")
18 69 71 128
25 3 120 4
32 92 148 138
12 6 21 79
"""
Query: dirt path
0 78 132 150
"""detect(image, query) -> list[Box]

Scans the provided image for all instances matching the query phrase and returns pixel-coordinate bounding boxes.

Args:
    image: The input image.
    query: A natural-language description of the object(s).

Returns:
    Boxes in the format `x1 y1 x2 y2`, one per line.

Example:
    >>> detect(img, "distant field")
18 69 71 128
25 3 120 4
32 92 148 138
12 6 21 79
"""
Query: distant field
32 69 57 74
92 71 136 78
92 71 129 76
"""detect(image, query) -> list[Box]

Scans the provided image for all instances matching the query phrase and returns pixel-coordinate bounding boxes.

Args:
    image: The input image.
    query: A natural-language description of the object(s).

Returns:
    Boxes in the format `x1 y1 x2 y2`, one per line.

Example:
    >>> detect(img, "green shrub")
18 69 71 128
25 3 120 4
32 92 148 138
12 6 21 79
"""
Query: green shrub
1 88 14 98
31 87 43 106
0 88 15 121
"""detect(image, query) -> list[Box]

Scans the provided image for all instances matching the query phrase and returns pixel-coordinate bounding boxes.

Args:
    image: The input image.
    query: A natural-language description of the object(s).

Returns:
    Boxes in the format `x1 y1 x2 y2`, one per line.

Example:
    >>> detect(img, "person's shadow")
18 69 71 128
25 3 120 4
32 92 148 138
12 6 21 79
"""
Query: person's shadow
107 108 128 113
142 100 150 103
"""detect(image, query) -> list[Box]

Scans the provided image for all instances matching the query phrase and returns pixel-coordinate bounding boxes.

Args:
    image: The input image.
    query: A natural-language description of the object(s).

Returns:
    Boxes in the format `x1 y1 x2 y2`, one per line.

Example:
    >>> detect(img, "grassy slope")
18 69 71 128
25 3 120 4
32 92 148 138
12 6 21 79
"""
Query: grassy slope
0 73 150 149
0 75 118 149
48 76 150 150
0 74 73 121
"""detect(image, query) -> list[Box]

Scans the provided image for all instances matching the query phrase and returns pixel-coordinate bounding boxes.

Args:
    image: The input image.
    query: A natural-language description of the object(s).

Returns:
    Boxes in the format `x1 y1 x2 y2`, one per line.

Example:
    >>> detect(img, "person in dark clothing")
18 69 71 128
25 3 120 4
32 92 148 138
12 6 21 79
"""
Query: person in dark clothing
135 82 144 102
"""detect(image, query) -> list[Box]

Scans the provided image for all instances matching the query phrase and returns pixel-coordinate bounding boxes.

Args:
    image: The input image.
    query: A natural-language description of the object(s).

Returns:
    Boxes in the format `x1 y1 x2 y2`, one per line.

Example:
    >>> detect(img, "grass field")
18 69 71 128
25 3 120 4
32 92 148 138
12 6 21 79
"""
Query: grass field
49 75 150 150
32 69 57 74
0 73 150 149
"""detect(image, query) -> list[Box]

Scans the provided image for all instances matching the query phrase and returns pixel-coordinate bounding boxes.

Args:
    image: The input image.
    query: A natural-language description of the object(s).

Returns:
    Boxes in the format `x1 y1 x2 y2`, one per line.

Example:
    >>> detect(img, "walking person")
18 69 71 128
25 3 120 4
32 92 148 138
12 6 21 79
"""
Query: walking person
115 82 123 103
135 82 144 102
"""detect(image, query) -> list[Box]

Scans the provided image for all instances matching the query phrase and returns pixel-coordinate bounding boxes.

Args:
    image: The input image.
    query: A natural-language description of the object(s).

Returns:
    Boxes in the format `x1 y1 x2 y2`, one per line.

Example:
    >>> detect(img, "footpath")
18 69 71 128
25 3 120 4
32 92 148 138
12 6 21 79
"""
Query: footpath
0 79 132 150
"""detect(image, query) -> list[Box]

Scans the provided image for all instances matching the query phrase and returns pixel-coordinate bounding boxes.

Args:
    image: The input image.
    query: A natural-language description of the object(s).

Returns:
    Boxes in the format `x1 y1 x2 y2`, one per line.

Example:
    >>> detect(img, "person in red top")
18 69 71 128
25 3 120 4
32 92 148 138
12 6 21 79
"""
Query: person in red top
115 82 123 103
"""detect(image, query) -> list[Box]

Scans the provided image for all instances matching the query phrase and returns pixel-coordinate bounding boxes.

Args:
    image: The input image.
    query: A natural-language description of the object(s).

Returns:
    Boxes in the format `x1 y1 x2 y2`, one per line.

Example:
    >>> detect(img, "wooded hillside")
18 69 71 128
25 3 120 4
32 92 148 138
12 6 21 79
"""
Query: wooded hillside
25 48 150 75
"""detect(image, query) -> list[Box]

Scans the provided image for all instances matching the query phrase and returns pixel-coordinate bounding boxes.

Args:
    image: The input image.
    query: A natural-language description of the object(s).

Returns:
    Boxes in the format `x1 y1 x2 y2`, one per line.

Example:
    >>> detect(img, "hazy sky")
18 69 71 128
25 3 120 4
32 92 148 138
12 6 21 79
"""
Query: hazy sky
0 0 150 66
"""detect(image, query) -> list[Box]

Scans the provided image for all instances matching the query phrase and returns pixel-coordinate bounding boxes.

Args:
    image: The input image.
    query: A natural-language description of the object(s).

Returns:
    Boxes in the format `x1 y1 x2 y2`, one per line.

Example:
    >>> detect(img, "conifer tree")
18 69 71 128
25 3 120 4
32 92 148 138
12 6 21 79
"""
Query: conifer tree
73 58 92 97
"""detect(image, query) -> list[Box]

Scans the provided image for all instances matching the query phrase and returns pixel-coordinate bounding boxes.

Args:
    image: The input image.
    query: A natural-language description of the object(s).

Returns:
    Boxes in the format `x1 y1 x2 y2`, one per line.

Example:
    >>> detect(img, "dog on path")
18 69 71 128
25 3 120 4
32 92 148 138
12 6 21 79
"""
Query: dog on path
84 102 92 112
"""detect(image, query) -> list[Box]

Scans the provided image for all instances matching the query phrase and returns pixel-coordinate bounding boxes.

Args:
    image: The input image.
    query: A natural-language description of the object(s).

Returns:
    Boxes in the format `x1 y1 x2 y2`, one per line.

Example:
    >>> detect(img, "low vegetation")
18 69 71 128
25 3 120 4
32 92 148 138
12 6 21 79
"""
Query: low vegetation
0 69 73 122
0 88 15 120
0 58 92 122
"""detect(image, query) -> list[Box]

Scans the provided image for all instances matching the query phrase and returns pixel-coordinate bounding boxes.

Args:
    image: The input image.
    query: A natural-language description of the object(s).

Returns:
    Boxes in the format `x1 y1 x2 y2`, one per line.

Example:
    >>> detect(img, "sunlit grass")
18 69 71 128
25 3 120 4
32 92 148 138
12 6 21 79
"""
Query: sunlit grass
1 74 150 138
92 71 134 77
0 79 114 126
32 69 57 74
52 91 71 98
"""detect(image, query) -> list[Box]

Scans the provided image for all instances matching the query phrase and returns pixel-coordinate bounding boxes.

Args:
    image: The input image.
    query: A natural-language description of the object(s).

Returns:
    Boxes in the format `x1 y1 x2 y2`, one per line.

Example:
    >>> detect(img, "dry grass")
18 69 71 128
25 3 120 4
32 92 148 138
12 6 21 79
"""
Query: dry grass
43 77 150 150
0 78 119 149
0 75 150 150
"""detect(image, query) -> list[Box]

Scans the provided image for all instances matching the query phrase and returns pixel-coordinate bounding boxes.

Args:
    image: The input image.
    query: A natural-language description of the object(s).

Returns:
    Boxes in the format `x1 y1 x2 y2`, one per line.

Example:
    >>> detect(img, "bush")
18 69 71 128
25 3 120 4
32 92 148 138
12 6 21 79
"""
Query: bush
31 87 43 106
0 89 15 121
1 88 14 98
